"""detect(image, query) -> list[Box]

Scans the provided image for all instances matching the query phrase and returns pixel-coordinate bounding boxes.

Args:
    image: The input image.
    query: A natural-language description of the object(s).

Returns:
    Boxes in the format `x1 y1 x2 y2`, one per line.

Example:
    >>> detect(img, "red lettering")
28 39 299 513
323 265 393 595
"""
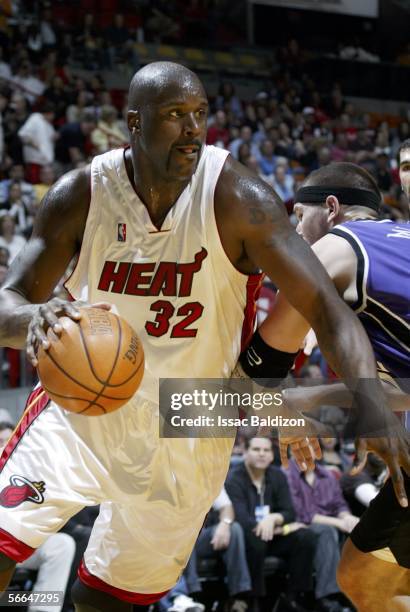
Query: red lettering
125 263 155 296
177 248 208 296
149 262 177 296
98 261 131 293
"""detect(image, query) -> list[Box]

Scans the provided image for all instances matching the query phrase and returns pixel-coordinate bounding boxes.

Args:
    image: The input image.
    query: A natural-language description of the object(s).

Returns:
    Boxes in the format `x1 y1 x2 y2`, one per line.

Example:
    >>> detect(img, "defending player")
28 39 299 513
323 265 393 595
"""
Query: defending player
0 64 407 612
238 162 409 610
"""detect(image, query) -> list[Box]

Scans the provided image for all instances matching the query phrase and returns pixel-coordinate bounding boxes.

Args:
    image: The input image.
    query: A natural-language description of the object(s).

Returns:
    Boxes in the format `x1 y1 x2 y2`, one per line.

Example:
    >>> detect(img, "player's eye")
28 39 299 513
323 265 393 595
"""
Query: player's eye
169 110 183 118
195 109 207 119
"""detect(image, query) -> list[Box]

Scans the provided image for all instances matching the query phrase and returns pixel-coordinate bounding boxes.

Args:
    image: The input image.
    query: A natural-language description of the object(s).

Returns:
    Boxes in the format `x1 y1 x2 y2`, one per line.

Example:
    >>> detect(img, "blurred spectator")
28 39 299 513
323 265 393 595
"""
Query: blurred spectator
226 436 316 610
375 152 393 193
158 575 204 612
268 164 294 204
257 139 276 176
216 82 243 121
183 487 251 608
4 181 32 237
34 164 55 206
0 421 13 447
66 91 94 124
206 110 230 148
18 103 56 182
40 6 57 49
285 459 359 535
340 453 387 517
0 163 35 210
319 430 352 477
0 214 26 262
11 60 45 105
91 105 127 154
75 13 103 70
229 126 257 160
0 46 11 80
104 13 139 71
0 262 7 286
0 245 9 265
55 115 96 169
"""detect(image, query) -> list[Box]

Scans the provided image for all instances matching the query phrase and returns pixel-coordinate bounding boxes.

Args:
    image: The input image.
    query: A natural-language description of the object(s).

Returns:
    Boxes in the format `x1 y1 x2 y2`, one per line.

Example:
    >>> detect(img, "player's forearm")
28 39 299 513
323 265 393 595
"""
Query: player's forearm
312 304 378 381
0 289 37 349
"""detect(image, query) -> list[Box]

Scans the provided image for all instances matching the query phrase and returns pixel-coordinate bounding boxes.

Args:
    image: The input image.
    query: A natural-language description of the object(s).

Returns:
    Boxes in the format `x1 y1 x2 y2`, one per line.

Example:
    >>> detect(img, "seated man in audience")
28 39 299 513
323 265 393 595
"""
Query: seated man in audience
183 487 251 611
226 436 317 612
284 456 359 611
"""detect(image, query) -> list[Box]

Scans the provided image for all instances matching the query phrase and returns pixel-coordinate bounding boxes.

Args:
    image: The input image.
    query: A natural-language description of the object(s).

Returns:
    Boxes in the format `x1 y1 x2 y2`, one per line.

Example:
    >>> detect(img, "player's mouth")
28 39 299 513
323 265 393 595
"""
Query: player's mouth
174 144 200 160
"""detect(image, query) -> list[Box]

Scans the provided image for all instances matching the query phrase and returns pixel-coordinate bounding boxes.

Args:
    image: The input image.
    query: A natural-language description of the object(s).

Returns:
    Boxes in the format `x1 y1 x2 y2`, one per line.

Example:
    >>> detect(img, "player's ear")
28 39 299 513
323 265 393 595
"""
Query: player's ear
325 195 340 222
128 110 140 135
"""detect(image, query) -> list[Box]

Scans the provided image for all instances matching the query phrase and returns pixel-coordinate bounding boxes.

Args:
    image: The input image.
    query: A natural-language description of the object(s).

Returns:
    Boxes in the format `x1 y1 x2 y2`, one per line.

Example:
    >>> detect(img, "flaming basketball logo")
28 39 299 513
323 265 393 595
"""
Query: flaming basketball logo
0 475 45 508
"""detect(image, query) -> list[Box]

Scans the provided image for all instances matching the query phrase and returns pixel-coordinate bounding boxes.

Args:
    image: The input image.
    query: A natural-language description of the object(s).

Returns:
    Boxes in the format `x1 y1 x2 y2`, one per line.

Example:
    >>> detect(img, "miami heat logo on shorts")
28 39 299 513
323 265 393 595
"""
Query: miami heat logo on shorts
0 475 45 508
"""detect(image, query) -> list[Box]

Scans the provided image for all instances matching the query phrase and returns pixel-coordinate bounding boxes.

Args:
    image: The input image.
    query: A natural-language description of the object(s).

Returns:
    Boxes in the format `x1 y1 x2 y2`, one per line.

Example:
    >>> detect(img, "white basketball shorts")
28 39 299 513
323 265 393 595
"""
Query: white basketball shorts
0 388 233 603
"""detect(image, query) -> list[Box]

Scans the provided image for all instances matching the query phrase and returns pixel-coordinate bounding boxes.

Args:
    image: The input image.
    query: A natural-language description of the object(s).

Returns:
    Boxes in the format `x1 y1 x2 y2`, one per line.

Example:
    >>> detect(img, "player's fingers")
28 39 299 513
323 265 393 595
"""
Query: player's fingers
289 442 308 471
298 438 316 470
388 463 408 508
350 439 368 475
279 441 290 468
309 437 322 461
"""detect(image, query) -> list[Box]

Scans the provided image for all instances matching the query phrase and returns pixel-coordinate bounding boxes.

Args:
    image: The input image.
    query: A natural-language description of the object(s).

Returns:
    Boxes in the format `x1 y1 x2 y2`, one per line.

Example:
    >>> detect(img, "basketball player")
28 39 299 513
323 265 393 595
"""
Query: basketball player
237 162 409 610
399 138 410 209
0 63 406 612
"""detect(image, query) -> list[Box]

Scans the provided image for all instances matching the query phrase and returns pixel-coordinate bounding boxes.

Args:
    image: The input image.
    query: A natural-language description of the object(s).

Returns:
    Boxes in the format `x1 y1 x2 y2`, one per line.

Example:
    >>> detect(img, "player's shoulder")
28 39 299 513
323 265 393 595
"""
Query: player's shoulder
32 165 91 242
215 154 285 229
217 154 280 204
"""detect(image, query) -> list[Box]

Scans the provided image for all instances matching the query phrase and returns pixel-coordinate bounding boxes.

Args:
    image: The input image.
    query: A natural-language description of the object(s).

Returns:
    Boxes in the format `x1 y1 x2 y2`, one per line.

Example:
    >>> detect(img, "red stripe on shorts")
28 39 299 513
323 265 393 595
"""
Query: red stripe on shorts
0 387 50 472
78 560 170 604
0 527 35 562
240 272 264 352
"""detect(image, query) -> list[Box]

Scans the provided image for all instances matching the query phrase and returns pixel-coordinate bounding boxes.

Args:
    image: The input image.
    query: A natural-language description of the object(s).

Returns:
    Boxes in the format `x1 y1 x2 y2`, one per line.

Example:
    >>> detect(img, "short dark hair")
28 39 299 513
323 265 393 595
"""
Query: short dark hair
398 138 410 161
304 162 381 201
244 435 273 450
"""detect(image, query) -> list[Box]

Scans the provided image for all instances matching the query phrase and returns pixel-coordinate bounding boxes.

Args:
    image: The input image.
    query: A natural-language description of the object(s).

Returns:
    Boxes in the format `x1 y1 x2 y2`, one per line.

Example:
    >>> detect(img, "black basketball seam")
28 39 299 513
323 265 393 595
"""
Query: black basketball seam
39 345 138 400
78 315 123 409
41 385 133 402
80 317 143 388
39 385 105 414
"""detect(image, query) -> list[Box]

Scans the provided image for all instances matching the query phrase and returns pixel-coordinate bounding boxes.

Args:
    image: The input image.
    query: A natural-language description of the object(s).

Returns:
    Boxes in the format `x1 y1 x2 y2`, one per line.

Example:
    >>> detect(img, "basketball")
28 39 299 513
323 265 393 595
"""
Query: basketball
37 307 145 416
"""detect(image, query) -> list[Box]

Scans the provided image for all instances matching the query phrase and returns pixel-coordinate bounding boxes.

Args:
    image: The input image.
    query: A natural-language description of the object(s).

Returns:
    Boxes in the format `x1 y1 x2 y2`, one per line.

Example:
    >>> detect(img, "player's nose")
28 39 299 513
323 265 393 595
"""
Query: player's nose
183 113 201 136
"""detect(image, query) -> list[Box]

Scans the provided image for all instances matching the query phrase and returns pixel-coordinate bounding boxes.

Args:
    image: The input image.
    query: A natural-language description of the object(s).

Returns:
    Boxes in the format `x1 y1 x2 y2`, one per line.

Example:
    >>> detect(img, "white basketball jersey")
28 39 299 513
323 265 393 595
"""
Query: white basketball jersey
66 145 262 404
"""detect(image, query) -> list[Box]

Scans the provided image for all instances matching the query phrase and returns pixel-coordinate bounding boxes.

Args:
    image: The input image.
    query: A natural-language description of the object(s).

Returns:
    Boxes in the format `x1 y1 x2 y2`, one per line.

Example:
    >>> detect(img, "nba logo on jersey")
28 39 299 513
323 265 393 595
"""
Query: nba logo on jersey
117 223 126 242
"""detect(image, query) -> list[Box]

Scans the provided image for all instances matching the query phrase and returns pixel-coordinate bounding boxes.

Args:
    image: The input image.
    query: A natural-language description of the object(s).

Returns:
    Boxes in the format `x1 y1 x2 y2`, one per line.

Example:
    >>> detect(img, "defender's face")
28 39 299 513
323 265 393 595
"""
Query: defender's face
135 79 208 182
293 203 329 245
399 149 410 200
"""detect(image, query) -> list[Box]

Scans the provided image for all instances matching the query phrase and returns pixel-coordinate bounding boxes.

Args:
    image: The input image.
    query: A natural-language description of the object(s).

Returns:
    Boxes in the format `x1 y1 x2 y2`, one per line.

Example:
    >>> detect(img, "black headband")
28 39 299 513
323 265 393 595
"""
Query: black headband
295 186 381 212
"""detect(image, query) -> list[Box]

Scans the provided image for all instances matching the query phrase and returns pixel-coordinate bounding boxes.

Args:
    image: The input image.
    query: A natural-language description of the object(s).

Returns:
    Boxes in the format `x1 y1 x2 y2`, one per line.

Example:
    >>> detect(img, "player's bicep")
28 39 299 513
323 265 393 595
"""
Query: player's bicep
3 168 89 303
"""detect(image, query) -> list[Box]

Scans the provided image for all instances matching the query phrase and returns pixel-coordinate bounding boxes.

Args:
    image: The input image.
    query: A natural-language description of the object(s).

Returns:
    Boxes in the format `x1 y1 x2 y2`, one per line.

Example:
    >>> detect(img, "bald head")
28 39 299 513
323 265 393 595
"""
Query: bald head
128 62 206 110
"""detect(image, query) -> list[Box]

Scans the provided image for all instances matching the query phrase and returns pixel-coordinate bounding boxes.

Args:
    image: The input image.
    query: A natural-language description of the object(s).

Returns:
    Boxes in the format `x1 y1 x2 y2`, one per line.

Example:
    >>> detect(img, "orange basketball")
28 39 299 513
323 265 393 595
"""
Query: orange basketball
37 307 144 416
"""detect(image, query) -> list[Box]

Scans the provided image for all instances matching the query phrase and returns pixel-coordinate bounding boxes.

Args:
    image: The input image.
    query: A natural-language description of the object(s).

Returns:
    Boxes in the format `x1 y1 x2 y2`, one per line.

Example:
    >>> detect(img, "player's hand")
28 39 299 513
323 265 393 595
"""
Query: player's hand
211 522 231 550
279 435 322 471
27 298 112 366
254 514 278 541
351 434 410 508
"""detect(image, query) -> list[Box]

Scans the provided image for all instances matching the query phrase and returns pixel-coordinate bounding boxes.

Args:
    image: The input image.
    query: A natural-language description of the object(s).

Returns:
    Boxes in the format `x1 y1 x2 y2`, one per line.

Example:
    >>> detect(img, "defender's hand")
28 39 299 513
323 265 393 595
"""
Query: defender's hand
351 434 410 508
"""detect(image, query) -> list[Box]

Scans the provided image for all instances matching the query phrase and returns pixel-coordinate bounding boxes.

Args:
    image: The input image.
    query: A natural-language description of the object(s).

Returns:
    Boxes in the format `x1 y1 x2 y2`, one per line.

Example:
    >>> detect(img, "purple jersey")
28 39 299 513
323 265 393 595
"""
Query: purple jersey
330 220 410 389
